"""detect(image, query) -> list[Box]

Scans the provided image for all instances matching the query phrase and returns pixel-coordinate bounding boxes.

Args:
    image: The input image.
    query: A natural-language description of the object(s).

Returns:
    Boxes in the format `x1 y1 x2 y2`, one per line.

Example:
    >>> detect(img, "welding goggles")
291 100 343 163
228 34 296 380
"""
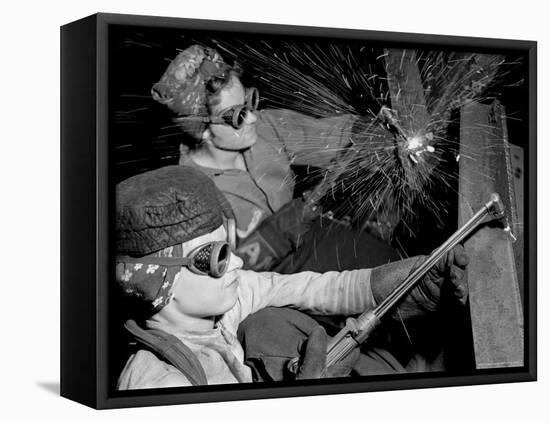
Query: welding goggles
117 241 231 278
204 87 260 129
173 87 259 130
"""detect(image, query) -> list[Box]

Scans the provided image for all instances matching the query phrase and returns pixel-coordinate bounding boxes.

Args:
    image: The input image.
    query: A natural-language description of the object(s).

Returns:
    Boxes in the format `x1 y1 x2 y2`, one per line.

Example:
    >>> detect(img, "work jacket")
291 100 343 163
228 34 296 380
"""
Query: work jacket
179 109 359 241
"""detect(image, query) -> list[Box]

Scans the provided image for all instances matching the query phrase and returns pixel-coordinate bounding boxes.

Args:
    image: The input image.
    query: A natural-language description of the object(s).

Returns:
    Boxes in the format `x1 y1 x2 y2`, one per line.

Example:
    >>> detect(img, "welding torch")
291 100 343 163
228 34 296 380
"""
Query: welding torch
288 193 509 373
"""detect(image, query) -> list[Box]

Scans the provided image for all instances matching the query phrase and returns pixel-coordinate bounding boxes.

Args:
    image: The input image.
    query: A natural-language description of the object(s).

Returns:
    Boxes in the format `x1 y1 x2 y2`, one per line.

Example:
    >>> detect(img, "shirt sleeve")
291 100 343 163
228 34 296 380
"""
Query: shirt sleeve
229 268 375 326
257 109 360 168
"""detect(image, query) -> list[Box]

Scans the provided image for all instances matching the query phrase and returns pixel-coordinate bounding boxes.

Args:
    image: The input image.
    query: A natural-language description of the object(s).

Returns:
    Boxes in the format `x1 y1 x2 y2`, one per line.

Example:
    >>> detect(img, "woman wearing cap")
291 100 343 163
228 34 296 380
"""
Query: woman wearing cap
151 45 400 274
115 165 468 389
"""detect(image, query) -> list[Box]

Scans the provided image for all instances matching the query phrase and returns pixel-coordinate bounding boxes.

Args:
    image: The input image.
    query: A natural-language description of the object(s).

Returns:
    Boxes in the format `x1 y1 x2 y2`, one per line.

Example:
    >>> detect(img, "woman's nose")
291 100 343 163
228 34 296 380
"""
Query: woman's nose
244 110 257 124
227 252 244 272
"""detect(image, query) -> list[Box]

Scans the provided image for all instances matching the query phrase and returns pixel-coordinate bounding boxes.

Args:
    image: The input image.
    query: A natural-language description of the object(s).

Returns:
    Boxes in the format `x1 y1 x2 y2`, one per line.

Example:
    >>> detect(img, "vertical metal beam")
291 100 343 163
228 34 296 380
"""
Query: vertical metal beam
509 144 525 304
381 49 432 233
384 49 430 135
459 100 524 368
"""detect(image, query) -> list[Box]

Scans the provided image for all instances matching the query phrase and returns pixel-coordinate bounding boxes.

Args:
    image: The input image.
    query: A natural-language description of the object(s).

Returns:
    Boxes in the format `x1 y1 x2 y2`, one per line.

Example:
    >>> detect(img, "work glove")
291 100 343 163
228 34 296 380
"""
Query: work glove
237 307 358 381
294 325 329 380
419 244 469 308
296 327 360 380
371 245 469 320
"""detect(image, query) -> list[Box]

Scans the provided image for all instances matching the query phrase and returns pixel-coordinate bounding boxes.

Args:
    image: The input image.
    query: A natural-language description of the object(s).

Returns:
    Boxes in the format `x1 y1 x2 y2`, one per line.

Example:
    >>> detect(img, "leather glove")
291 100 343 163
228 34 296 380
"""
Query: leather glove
419 244 469 309
297 327 360 380
371 245 469 320
237 307 327 381
237 307 358 381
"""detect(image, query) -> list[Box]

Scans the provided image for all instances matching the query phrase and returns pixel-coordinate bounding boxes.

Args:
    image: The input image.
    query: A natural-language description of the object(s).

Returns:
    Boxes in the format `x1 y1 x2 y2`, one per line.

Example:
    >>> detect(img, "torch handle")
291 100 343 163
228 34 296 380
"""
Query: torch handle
325 193 505 368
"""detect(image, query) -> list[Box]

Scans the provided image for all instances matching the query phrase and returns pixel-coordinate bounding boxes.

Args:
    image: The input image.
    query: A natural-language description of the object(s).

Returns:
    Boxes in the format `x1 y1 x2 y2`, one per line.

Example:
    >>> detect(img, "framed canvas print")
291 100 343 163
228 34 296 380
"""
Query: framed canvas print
60 13 536 409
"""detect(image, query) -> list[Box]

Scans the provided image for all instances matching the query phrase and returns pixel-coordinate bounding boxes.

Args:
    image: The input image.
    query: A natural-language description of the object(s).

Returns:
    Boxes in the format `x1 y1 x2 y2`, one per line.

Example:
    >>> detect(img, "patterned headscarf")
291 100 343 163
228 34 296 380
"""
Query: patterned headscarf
116 244 184 314
151 45 233 139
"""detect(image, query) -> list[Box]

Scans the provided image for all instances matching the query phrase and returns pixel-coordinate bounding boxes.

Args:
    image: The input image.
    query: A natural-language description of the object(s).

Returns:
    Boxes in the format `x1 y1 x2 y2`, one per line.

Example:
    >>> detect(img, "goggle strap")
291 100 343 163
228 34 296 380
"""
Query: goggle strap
172 115 211 124
116 255 192 267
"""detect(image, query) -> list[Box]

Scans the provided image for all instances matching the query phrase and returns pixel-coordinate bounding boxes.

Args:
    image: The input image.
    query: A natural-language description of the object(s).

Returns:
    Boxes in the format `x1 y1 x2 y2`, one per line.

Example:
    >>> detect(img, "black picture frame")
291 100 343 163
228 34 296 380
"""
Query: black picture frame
60 12 537 409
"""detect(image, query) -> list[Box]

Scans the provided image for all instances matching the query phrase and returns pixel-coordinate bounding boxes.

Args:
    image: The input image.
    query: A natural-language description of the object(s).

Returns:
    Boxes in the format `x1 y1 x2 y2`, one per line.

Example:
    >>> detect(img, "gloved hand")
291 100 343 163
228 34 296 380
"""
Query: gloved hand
294 325 328 380
371 245 469 320
296 327 360 380
419 244 469 309
237 307 358 381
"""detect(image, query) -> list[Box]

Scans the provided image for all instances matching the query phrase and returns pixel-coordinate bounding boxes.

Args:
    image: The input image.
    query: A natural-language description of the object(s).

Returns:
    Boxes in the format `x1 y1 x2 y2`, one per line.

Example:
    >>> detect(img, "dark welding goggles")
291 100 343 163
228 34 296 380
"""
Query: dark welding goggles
207 87 259 129
117 241 231 278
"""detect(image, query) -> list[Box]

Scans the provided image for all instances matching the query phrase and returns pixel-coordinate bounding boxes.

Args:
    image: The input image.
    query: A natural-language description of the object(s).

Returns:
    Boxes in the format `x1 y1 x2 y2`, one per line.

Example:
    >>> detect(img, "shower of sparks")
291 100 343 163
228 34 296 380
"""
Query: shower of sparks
212 40 387 117
114 34 523 238
207 39 522 237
